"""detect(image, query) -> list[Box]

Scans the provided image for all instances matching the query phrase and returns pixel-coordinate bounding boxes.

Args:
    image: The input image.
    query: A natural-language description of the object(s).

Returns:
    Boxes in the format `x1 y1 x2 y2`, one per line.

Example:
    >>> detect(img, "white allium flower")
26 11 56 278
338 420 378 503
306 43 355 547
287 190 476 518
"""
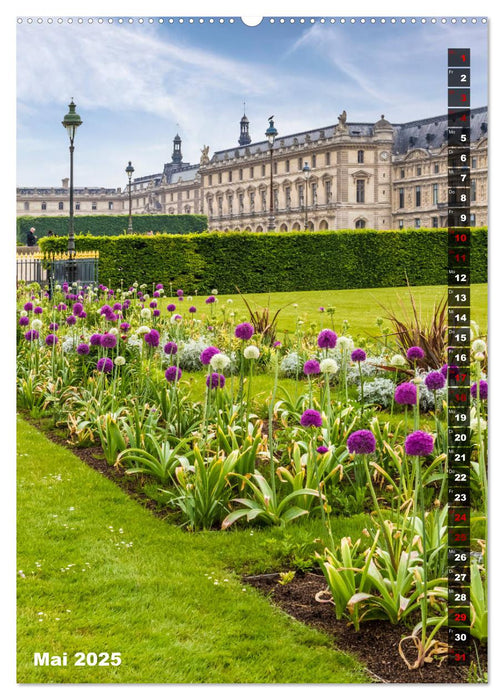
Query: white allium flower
210 352 231 371
472 339 487 354
227 299 233 304
132 282 139 288
229 312 235 318
390 354 407 367
292 303 298 308
320 358 338 374
20 311 28 318
137 326 150 334
337 336 353 351
243 345 260 360
114 356 126 366
31 319 42 330
140 307 151 319
55 284 62 291
212 289 218 295
171 314 182 323
474 352 485 362
412 376 423 385
109 327 119 336
140 284 147 289
187 296 193 302
470 417 487 433
143 294 150 301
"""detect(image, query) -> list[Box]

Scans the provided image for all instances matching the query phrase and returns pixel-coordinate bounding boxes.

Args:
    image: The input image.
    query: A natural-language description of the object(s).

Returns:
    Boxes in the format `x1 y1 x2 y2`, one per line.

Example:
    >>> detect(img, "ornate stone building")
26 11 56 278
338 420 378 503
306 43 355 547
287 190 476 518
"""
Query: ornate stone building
17 107 487 231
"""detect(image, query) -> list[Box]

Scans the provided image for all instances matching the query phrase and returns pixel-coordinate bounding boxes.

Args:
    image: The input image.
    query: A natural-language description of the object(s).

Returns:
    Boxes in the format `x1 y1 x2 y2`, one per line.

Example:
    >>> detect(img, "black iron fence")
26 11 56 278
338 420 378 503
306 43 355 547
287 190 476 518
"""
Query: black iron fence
16 251 99 287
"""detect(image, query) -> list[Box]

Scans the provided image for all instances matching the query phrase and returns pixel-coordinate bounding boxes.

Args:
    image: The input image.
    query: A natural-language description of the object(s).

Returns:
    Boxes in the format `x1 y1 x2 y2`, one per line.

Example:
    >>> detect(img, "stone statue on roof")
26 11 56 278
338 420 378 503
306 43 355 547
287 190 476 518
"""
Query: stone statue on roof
335 110 348 134
200 145 210 165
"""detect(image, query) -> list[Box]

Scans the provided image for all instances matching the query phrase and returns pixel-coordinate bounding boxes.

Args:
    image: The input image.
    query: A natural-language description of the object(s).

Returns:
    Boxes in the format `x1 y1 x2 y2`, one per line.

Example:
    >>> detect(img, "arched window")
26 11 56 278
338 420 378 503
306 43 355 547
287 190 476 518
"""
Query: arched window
319 220 328 230
58 201 64 210
307 221 314 231
280 223 288 232
355 219 366 229
256 225 263 232
292 222 300 231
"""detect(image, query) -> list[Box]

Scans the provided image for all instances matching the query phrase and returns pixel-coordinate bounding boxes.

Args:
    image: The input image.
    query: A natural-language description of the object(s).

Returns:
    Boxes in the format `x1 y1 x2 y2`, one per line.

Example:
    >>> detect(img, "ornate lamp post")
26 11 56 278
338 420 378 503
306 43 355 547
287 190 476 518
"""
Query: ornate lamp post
265 117 278 231
303 161 311 230
125 161 135 233
61 99 82 283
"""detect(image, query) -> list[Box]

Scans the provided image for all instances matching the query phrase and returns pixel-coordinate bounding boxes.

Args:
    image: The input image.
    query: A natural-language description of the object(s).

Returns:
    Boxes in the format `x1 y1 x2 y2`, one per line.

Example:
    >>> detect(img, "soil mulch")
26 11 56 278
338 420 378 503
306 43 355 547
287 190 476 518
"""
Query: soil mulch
247 571 487 684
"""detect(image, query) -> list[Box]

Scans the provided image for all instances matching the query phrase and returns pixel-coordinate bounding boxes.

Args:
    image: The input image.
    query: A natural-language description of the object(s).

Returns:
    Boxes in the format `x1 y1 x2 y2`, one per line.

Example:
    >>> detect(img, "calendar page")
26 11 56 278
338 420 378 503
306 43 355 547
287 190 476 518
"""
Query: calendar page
15 8 489 688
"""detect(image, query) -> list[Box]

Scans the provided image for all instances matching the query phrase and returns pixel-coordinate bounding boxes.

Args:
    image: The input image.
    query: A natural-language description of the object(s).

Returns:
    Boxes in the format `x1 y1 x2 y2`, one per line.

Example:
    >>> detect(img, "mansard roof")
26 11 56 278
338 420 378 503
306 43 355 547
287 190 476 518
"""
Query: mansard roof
210 107 488 162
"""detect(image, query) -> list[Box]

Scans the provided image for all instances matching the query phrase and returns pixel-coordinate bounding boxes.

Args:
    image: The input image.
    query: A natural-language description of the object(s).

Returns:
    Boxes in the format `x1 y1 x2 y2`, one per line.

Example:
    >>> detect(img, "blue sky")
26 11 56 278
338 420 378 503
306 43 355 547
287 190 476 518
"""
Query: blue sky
16 17 487 188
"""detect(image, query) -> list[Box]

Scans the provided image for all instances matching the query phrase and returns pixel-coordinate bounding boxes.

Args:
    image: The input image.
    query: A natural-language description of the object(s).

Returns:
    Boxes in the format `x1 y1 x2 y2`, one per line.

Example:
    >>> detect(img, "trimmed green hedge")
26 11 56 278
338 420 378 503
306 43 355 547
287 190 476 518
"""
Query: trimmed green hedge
16 214 207 243
38 228 487 293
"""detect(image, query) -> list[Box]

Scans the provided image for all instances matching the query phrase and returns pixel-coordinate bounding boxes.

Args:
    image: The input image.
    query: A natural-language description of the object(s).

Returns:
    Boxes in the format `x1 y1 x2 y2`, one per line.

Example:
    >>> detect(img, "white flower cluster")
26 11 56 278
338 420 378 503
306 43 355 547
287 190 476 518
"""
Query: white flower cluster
61 335 78 354
347 355 387 385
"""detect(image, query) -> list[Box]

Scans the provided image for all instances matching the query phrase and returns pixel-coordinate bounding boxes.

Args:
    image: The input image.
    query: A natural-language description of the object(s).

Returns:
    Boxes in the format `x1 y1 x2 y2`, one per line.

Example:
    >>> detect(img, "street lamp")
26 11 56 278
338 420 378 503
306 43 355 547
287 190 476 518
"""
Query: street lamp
265 117 278 231
62 99 82 283
125 161 135 233
303 161 311 230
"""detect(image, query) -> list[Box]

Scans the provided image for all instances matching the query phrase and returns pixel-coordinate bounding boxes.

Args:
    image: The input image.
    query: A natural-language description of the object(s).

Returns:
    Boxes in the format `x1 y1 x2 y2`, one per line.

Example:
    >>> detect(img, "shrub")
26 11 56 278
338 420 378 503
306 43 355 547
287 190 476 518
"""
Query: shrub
17 214 207 243
38 227 488 293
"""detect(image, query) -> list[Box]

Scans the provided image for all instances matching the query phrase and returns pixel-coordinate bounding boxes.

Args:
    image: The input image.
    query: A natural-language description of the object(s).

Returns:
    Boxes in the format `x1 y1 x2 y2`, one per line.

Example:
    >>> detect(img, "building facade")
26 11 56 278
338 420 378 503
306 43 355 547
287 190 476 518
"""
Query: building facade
17 107 487 231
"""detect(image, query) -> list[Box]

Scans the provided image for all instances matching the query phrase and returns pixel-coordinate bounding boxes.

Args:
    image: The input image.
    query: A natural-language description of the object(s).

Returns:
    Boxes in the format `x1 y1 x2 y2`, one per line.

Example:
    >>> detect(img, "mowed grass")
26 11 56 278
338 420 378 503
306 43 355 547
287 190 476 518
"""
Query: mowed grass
17 416 370 684
170 283 487 336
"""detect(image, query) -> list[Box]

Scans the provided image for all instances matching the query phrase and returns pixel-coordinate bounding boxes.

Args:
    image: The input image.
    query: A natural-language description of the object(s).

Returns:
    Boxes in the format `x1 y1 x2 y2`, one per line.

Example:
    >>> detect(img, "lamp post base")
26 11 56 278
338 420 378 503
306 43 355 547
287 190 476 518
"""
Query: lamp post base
66 257 77 284
267 215 276 232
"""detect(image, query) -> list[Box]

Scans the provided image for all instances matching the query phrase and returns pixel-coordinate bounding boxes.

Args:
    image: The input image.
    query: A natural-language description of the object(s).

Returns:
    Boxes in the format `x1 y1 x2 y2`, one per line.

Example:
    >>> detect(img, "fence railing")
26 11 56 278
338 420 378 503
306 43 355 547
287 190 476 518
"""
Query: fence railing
16 251 99 287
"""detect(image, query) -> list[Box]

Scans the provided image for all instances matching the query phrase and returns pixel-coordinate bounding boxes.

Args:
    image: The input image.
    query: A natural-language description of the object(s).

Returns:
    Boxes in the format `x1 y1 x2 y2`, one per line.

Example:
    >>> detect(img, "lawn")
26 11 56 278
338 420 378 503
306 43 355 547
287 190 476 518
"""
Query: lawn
17 416 370 684
181 283 487 336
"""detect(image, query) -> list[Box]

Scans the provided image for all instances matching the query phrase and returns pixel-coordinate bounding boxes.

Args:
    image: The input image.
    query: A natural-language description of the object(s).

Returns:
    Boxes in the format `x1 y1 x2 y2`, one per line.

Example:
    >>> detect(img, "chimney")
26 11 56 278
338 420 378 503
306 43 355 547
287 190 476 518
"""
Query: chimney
62 177 69 188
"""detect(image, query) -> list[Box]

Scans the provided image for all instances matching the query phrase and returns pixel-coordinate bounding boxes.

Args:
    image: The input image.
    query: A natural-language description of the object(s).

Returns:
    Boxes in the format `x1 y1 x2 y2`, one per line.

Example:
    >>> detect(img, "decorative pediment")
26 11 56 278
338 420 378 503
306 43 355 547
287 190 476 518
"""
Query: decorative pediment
350 169 372 180
402 148 431 161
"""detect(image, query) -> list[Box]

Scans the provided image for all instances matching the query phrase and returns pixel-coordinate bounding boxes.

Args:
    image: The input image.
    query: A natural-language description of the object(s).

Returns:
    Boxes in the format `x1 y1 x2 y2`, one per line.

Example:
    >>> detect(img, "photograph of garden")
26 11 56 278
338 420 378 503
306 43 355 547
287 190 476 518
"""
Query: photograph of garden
16 14 488 685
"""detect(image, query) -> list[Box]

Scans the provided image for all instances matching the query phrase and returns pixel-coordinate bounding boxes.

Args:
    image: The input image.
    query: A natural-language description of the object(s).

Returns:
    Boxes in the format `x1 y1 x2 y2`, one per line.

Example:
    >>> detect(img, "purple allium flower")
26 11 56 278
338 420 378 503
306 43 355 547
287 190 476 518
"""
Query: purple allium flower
407 346 425 361
440 363 459 378
178 297 184 302
300 409 323 428
96 357 113 373
144 329 160 347
153 291 160 298
77 343 90 356
394 382 417 405
173 314 182 321
123 299 131 309
317 329 338 349
319 307 325 312
205 295 216 304
274 341 282 347
72 302 84 315
100 333 117 349
62 283 69 292
34 306 43 315
347 429 376 455
303 359 321 375
57 303 67 312
206 372 225 389
165 366 182 383
164 341 178 355
235 322 254 340
317 445 329 454
90 333 102 346
66 315 77 326
351 348 367 363
24 302 33 312
405 431 434 457
24 330 39 341
100 304 112 315
149 301 157 309
45 334 58 346
49 322 59 332
189 306 197 313
156 283 164 290
120 322 130 331
176 289 184 297
471 380 488 400
113 303 122 311
19 316 29 327
78 311 87 319
200 346 220 365
153 309 160 318
167 303 176 312
424 371 446 391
